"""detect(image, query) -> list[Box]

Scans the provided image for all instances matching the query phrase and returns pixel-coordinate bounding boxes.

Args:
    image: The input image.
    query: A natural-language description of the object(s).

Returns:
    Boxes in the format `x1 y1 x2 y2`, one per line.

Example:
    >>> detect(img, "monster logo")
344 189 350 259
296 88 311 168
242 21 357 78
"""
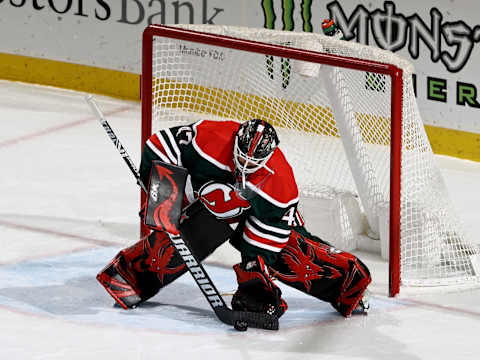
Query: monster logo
261 0 313 33
261 0 313 88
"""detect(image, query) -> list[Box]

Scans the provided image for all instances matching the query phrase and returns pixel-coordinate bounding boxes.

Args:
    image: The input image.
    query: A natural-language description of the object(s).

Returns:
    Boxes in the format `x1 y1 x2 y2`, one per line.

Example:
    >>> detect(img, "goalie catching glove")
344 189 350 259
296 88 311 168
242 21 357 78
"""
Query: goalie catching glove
232 255 287 318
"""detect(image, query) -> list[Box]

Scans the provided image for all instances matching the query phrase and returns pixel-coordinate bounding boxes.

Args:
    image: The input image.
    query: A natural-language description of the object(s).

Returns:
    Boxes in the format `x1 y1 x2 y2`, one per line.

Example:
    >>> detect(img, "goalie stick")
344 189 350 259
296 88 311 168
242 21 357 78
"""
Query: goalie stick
85 95 279 331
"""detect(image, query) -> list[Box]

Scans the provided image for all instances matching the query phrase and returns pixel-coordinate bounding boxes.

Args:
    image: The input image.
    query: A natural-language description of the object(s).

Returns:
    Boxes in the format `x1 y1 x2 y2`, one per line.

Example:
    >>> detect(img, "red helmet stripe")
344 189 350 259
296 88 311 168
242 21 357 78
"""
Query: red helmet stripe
247 121 265 157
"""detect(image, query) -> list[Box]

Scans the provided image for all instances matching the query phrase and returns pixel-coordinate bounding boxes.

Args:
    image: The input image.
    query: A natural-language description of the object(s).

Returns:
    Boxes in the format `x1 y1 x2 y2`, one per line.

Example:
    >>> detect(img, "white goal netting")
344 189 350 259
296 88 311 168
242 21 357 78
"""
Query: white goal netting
143 24 480 293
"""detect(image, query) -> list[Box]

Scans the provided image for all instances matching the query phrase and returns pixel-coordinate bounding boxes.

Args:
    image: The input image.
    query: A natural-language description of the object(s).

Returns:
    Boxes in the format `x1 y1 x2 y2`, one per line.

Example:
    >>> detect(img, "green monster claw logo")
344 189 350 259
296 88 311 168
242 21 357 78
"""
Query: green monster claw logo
262 0 313 34
261 0 313 88
260 0 385 92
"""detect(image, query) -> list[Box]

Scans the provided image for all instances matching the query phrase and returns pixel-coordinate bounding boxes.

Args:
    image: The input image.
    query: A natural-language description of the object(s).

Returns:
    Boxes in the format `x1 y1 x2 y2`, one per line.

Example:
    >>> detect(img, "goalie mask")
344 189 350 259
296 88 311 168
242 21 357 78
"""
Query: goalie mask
233 119 279 196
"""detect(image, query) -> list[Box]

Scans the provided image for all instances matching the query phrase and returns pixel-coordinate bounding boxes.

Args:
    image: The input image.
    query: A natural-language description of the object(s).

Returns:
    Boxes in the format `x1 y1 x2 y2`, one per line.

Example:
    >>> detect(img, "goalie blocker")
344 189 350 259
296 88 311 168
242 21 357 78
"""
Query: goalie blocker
97 162 371 317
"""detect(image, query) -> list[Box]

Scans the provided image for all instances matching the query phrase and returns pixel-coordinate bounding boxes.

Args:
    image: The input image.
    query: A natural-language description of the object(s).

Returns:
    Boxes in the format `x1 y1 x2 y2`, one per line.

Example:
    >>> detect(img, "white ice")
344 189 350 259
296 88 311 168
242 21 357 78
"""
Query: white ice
1 80 479 360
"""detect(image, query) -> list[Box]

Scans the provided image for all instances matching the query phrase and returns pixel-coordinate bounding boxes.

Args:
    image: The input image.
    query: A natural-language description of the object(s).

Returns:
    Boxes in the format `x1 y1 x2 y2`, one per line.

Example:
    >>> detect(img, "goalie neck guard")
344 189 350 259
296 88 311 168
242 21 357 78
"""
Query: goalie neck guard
233 119 279 193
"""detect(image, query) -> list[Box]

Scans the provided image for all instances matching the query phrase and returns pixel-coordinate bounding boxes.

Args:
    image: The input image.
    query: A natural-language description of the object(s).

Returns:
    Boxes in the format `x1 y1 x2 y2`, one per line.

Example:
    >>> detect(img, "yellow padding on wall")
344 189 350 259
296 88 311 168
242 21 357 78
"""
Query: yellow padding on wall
0 52 140 101
153 77 337 135
425 125 480 162
153 78 393 145
1 53 479 162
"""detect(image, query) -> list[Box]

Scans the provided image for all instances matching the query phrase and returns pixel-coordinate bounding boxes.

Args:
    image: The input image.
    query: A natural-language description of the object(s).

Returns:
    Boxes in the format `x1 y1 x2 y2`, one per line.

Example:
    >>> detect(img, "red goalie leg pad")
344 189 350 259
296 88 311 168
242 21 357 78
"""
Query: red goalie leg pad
96 257 142 310
97 230 187 308
333 255 371 317
269 229 371 317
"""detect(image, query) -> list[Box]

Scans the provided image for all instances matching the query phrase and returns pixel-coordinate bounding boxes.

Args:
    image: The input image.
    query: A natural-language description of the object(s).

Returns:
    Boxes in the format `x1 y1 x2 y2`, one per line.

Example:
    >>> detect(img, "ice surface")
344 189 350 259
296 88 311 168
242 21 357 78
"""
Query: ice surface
1 80 479 360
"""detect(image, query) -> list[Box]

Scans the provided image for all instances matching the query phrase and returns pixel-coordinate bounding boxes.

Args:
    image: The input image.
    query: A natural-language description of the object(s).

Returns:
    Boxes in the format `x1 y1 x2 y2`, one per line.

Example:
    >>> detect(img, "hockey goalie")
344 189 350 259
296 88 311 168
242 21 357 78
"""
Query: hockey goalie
97 118 372 322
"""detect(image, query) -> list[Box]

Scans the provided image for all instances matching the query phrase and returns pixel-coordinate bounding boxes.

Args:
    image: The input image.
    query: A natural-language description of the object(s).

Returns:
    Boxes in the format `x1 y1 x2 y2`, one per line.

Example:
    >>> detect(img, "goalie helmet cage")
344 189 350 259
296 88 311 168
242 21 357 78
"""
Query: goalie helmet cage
140 24 480 297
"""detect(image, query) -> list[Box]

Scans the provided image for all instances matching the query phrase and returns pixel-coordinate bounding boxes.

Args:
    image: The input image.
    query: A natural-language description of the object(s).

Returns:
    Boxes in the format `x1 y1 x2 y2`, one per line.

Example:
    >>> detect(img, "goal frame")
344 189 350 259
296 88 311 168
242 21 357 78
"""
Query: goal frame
140 24 404 297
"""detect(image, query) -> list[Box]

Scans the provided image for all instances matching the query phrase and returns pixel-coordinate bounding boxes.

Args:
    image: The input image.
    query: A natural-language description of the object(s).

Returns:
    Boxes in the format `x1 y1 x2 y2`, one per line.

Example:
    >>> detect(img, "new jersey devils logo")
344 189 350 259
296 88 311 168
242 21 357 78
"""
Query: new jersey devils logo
198 182 250 219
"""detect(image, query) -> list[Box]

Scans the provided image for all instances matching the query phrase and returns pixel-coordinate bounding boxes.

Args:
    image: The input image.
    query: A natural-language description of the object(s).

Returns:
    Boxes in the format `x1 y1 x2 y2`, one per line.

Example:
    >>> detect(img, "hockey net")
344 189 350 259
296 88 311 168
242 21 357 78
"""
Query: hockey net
141 24 480 296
